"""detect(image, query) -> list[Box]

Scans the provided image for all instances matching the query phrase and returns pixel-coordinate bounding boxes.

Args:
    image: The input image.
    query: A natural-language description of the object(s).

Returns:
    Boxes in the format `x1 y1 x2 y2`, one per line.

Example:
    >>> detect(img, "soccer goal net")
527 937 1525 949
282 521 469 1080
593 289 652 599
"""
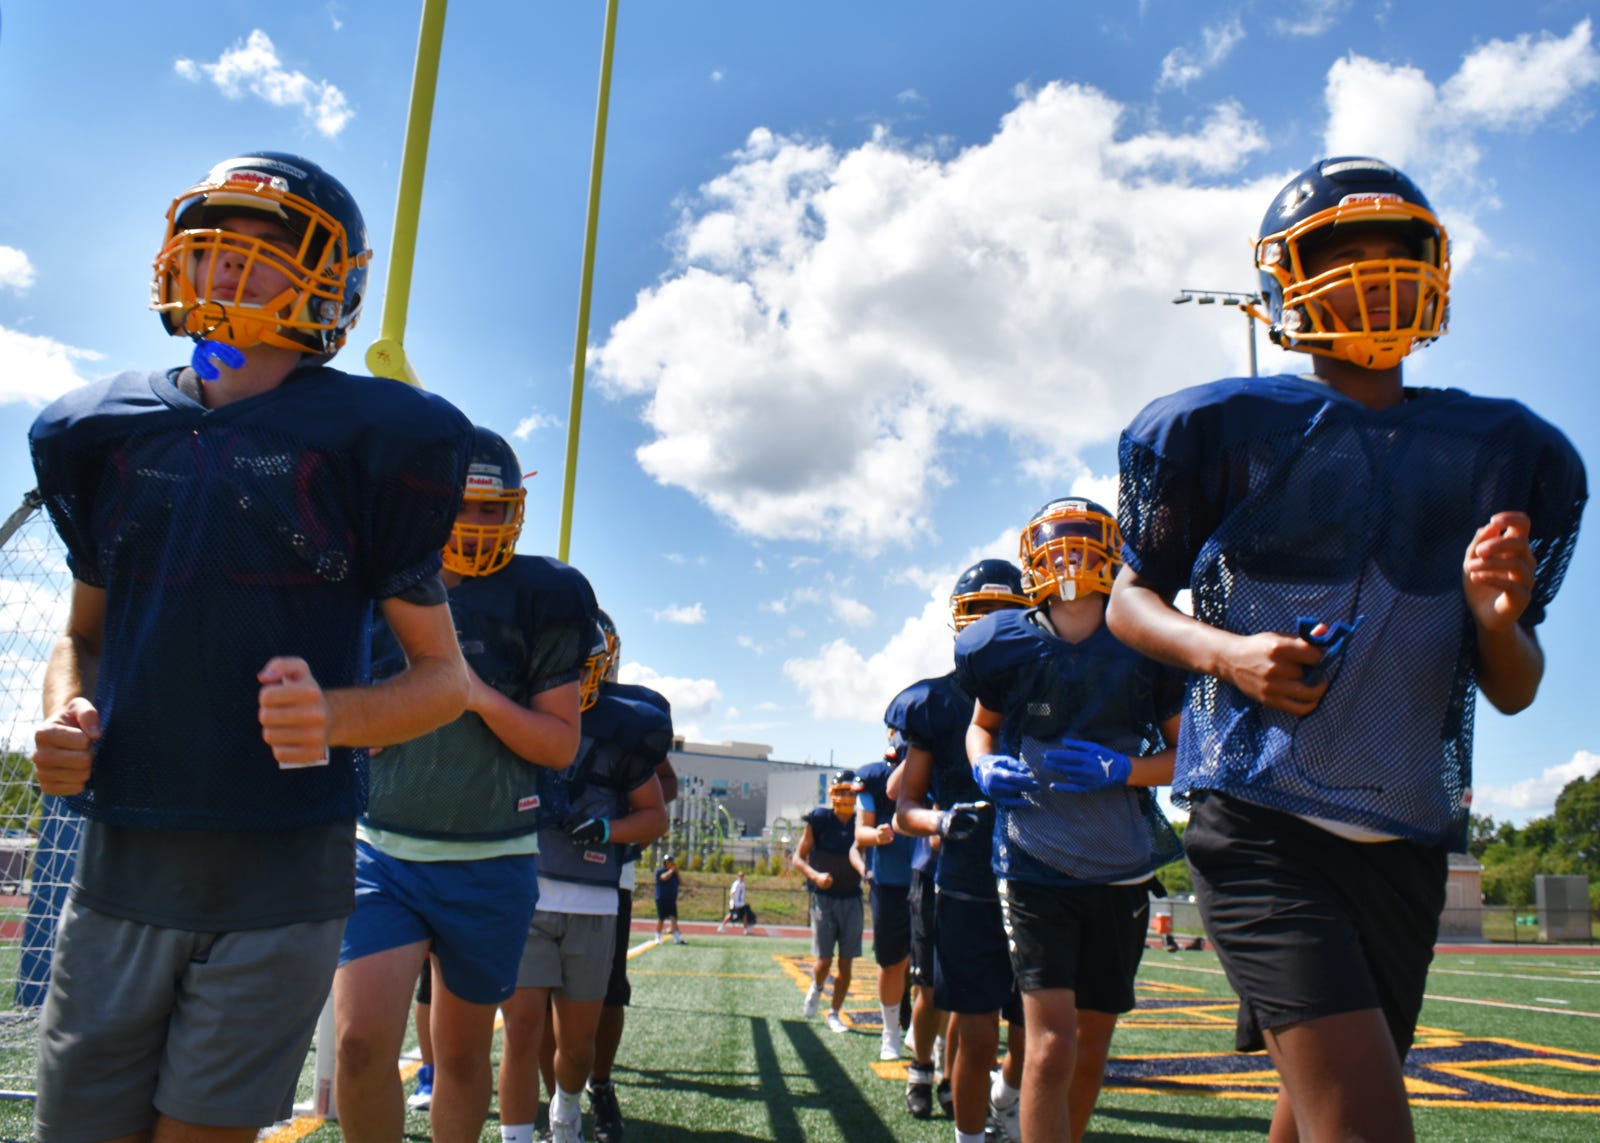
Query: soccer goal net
0 491 77 1098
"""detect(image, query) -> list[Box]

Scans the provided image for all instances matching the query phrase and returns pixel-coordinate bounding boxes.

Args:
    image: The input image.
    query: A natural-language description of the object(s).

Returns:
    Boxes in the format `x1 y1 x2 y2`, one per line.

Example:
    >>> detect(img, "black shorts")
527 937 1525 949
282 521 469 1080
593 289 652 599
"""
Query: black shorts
932 891 1021 1021
998 879 1149 1013
870 882 912 967
908 870 936 988
655 900 677 921
1184 791 1447 1055
604 890 633 1008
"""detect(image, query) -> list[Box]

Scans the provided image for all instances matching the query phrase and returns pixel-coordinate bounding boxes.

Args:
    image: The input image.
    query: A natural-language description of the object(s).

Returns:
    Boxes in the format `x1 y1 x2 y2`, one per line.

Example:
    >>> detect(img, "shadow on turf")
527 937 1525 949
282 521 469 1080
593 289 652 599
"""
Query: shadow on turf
621 1015 895 1142
1086 1104 1273 1141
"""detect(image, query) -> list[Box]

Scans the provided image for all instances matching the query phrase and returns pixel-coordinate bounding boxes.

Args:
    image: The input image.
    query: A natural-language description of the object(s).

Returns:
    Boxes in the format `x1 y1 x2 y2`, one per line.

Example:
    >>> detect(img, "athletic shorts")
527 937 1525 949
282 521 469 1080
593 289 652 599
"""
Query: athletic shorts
810 893 864 960
518 910 617 1002
870 881 912 967
932 891 1021 1020
655 899 678 921
1184 791 1447 1054
604 890 633 1007
35 899 343 1142
908 869 936 988
999 878 1150 1012
340 840 539 1005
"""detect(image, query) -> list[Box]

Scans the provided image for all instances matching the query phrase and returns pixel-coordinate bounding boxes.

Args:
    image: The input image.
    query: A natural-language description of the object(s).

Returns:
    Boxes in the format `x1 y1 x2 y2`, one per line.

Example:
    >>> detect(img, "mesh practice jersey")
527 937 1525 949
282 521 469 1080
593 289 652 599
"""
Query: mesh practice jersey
956 608 1184 886
884 672 995 901
365 554 598 840
1119 374 1586 845
537 685 672 887
29 366 472 830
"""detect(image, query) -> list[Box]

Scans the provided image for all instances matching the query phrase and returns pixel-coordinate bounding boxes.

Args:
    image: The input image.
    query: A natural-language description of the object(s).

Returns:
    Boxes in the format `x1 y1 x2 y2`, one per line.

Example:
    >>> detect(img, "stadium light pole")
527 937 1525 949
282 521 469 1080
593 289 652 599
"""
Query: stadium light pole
557 0 621 564
1172 288 1261 377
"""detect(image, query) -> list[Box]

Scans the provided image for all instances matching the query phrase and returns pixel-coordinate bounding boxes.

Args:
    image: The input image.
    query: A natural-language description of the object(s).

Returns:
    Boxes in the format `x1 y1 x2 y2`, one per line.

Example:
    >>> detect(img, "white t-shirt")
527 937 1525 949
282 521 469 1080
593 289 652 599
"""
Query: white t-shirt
729 879 747 909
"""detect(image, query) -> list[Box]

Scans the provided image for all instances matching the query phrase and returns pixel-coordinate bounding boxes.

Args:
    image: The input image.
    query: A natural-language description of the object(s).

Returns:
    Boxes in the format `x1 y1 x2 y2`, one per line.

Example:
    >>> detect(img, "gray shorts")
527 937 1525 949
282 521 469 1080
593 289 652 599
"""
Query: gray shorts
516 910 617 1002
810 893 863 961
35 898 343 1142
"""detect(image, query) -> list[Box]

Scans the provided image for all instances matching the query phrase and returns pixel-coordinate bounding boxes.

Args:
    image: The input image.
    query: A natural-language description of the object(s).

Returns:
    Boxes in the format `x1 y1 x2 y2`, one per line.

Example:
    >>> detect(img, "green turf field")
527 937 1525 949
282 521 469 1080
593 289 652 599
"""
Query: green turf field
0 936 1594 1142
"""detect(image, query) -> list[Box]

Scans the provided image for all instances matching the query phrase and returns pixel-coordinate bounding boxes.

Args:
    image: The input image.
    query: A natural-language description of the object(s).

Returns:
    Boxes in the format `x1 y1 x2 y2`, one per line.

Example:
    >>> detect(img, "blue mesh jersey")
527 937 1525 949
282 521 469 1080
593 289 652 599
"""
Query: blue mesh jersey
537 686 672 887
803 807 863 899
956 608 1185 886
854 759 915 887
365 554 597 841
884 672 995 901
28 366 472 830
1119 374 1587 845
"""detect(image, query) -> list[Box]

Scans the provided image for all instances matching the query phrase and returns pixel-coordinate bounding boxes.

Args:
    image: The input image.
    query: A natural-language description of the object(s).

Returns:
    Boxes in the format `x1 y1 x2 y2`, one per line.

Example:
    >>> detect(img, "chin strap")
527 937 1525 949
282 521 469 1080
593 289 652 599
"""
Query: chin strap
190 338 248 381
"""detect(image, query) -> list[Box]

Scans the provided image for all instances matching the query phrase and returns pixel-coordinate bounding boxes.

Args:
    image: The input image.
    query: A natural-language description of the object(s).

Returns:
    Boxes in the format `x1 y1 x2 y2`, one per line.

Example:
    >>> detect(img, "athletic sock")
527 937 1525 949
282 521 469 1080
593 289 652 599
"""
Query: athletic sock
880 1003 899 1031
501 1126 533 1143
991 1071 1021 1110
552 1085 582 1123
956 1130 987 1143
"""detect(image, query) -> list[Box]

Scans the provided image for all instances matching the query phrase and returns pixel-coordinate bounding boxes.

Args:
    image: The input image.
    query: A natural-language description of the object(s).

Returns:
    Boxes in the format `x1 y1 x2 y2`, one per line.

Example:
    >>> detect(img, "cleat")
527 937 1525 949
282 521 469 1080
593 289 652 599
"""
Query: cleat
826 1011 848 1034
549 1113 583 1143
406 1063 433 1111
905 1063 935 1118
587 1078 624 1143
879 1024 903 1061
937 1077 954 1117
802 985 822 1019
989 1069 1021 1142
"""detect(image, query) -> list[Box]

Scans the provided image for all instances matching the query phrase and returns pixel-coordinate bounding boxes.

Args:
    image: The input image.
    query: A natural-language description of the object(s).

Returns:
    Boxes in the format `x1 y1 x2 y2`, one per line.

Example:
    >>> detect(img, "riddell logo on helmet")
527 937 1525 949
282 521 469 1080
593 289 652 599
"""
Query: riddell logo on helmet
465 472 505 493
225 171 291 194
1337 192 1404 207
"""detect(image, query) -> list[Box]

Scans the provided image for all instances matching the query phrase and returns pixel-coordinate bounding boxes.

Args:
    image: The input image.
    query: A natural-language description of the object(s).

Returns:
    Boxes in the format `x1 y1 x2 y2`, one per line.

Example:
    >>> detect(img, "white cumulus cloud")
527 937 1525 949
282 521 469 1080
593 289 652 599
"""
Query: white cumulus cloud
618 663 721 740
654 603 707 625
1475 750 1600 822
1158 18 1246 91
0 248 36 293
0 326 103 406
175 30 354 137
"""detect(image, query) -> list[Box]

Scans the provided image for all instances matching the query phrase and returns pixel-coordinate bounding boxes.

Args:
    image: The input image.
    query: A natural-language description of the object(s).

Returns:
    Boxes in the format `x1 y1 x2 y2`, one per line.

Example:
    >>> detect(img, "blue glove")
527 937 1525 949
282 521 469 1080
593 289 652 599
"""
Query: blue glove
563 815 610 846
1297 614 1365 684
937 801 991 841
1040 739 1131 792
970 754 1038 809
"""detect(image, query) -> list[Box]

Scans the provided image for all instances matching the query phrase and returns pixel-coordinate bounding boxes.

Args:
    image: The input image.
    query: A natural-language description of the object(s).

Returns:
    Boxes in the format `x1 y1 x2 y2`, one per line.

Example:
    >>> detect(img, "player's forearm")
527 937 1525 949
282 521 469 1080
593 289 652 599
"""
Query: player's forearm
854 822 882 848
42 632 98 717
1106 573 1231 677
1474 621 1544 714
1127 747 1176 788
894 798 942 838
324 652 468 748
609 803 668 846
473 683 581 769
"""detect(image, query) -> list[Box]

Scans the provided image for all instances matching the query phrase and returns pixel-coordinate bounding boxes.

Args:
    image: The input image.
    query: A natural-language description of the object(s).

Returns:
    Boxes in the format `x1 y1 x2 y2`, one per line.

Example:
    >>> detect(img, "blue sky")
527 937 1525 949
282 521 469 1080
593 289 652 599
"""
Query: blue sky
1 1 1596 825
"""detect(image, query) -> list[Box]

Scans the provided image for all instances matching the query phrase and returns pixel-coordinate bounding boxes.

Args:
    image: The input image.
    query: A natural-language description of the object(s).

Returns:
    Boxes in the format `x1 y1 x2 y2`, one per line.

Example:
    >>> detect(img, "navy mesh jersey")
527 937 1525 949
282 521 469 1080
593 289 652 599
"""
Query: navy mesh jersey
29 366 472 830
366 554 597 840
1119 374 1586 844
538 685 672 887
884 672 994 900
956 608 1184 886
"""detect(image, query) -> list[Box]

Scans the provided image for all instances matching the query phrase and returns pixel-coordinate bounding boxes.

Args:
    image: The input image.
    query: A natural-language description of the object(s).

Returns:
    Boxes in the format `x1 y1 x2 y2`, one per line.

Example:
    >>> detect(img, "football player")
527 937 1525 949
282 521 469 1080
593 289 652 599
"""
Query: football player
498 616 670 1143
1108 156 1586 1141
958 502 1184 1142
334 426 598 1143
852 731 918 1060
793 771 870 1033
892 560 1031 1142
28 152 474 1143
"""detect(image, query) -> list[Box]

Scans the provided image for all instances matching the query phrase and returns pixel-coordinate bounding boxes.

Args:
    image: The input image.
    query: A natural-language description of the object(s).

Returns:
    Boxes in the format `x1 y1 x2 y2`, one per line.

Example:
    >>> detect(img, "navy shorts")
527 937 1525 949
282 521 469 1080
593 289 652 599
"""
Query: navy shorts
605 890 633 1007
999 878 1149 1012
932 891 1021 1020
870 881 912 967
656 899 678 921
340 840 539 1005
908 869 936 988
1184 791 1447 1054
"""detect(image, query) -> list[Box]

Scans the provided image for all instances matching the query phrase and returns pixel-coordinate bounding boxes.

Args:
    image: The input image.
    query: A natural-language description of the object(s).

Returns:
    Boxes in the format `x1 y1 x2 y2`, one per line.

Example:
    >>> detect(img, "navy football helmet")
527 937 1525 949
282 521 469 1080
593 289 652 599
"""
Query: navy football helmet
442 427 527 577
1244 156 1449 371
579 608 620 709
950 558 1029 631
153 151 370 362
1019 497 1122 604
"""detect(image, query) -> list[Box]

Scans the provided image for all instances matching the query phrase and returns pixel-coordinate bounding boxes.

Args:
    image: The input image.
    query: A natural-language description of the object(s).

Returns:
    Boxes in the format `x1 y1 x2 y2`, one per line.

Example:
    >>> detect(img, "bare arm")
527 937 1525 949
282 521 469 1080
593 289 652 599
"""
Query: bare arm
32 581 106 796
854 805 894 848
655 757 679 804
849 840 868 879
966 698 1004 764
1463 511 1544 714
892 746 942 838
1126 713 1181 788
792 823 831 889
1106 564 1328 717
610 774 669 846
470 672 583 770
